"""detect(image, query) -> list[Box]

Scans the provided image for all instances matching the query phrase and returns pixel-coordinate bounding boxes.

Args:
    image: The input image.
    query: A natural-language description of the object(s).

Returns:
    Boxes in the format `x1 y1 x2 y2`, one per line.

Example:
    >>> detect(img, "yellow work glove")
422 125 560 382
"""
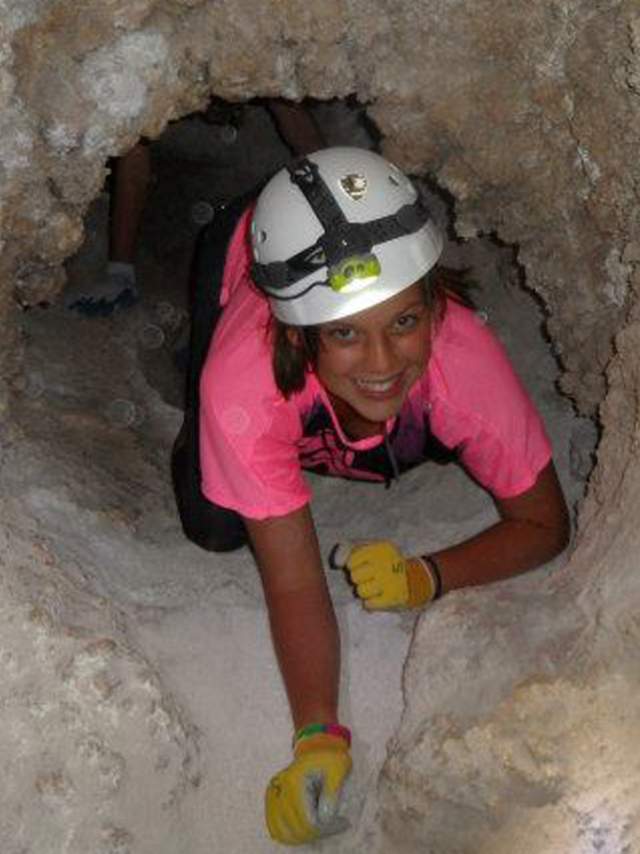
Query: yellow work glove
330 541 441 611
265 729 352 846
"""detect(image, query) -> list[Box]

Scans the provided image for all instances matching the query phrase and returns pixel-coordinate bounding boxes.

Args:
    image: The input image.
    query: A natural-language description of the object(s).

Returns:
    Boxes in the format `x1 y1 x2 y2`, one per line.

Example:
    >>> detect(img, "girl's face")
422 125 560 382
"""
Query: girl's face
313 282 431 425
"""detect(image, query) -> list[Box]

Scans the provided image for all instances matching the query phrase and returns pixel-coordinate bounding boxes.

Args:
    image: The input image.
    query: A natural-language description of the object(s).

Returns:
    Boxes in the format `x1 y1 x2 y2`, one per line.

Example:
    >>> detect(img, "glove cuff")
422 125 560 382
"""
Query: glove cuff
294 722 351 752
294 733 351 757
406 556 442 607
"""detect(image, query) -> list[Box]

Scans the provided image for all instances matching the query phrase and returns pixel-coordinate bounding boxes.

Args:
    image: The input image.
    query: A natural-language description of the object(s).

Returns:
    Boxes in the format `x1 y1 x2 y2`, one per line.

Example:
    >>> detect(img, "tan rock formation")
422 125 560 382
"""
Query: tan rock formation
0 500 201 850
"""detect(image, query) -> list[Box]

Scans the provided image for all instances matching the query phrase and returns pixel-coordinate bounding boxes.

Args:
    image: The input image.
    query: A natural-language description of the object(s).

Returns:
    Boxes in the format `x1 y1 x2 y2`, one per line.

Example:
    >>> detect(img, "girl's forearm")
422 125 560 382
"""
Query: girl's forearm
431 516 570 594
430 461 570 595
245 506 342 731
265 582 340 730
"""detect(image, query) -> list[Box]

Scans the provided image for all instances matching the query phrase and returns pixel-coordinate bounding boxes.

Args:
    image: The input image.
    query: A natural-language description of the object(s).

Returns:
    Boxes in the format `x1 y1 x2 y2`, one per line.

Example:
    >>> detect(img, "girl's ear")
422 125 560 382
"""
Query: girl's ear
286 327 303 348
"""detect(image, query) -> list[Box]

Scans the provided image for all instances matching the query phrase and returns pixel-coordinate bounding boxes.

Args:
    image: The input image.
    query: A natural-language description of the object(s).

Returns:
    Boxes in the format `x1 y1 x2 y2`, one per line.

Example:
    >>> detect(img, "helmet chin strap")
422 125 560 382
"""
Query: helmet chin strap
252 156 433 299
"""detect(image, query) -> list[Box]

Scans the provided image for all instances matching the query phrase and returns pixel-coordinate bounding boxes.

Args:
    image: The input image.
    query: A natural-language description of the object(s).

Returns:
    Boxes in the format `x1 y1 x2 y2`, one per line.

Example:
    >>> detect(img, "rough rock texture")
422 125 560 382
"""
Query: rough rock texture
0 498 201 852
0 1 639 852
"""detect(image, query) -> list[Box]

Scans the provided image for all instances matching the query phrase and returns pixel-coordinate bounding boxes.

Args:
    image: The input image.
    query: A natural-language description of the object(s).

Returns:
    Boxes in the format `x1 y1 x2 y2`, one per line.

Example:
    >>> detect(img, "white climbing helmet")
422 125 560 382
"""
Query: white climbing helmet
250 146 443 326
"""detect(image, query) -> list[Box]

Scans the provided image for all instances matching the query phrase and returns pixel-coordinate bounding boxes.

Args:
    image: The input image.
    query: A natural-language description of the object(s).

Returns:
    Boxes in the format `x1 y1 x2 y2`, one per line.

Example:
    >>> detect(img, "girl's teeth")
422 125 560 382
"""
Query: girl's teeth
356 378 396 391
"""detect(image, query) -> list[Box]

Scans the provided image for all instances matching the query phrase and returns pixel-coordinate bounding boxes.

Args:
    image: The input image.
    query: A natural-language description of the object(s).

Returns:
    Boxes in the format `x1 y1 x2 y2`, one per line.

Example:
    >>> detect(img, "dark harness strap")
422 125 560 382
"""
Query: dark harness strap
252 156 432 294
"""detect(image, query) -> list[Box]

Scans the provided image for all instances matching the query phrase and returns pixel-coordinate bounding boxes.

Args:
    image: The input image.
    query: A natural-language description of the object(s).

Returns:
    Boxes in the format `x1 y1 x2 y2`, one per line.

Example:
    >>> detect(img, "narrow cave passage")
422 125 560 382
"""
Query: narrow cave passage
6 97 599 851
14 95 597 597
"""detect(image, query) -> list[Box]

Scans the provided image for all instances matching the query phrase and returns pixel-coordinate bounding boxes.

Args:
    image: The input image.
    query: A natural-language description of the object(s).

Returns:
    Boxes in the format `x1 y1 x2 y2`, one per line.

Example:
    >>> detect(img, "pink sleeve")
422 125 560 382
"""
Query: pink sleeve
428 304 552 499
198 211 312 519
200 382 312 519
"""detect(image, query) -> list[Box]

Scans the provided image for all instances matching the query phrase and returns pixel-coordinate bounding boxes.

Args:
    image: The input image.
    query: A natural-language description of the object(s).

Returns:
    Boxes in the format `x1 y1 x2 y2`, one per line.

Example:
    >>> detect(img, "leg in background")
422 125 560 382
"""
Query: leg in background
67 141 151 316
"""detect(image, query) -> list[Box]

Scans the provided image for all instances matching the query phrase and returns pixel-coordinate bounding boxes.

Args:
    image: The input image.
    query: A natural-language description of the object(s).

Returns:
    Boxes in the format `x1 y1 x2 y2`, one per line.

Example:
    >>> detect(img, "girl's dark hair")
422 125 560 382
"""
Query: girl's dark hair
271 266 475 399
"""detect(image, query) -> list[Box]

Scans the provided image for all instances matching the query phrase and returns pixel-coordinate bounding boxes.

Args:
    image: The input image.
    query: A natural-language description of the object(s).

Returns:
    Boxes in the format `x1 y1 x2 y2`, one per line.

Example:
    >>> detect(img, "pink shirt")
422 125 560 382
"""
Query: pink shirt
199 210 552 519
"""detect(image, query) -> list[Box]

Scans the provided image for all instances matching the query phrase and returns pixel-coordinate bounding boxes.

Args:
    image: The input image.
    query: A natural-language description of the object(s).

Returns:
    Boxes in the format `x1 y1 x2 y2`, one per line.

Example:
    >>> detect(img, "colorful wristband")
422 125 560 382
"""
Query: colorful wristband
422 554 444 600
293 722 352 749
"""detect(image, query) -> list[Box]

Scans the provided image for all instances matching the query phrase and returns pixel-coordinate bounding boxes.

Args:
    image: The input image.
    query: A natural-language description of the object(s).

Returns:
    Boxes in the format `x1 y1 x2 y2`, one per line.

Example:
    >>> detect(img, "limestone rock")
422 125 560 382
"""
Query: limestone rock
0 509 201 853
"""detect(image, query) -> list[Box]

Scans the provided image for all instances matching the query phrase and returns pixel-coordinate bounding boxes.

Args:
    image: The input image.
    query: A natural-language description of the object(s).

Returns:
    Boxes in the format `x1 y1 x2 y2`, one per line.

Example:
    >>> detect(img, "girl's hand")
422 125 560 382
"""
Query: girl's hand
265 733 352 845
330 541 438 610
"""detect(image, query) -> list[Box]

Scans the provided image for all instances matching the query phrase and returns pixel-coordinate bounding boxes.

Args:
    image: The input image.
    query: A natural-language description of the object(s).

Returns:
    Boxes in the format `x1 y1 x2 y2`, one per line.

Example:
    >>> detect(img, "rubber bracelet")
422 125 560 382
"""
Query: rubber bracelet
422 554 444 600
293 722 352 749
406 557 436 608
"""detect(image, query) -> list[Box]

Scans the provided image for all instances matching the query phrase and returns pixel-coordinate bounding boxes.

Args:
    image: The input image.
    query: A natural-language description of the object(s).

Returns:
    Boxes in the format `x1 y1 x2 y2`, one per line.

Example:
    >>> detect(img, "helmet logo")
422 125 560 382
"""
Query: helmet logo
340 173 367 201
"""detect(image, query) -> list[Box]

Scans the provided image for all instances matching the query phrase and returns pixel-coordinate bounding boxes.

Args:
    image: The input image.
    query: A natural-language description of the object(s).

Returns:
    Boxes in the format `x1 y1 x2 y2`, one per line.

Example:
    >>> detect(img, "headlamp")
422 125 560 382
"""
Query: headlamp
328 253 381 293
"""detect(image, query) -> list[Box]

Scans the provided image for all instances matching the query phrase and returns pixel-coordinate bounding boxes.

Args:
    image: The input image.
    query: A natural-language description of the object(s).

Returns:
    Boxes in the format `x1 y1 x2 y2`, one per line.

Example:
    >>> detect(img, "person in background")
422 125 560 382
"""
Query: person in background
67 100 325 316
174 146 571 844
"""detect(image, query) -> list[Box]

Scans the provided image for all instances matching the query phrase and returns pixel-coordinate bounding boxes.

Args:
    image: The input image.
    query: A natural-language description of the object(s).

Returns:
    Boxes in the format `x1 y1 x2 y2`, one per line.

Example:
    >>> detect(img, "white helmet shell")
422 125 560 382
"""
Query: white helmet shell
251 147 443 326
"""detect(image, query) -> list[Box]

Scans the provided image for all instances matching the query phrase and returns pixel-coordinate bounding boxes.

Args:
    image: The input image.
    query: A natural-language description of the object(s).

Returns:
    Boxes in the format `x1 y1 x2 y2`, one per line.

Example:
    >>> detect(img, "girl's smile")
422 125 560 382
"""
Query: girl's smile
314 281 431 428
353 371 406 397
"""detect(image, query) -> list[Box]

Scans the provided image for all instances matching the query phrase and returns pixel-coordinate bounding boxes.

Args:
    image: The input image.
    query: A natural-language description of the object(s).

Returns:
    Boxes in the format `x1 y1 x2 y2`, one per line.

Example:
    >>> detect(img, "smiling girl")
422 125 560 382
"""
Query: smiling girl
173 147 570 845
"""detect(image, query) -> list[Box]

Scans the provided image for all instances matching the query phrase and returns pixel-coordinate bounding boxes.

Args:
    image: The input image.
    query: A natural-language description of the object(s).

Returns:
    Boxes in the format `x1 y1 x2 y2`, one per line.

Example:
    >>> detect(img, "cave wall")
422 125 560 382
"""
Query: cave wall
0 509 202 851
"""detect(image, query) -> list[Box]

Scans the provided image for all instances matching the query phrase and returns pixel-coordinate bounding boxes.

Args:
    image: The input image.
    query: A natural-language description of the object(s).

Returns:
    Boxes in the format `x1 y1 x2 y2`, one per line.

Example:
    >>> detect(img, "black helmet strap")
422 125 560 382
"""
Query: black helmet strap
252 156 432 296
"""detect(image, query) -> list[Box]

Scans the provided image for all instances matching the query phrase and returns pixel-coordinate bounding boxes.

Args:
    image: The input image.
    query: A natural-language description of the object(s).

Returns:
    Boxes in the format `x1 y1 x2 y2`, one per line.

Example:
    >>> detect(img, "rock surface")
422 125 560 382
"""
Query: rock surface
0 495 202 852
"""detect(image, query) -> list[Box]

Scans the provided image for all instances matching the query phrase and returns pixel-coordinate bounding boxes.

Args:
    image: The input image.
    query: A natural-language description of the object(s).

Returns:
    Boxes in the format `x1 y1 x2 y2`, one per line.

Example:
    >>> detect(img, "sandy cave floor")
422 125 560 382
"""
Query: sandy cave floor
4 104 598 851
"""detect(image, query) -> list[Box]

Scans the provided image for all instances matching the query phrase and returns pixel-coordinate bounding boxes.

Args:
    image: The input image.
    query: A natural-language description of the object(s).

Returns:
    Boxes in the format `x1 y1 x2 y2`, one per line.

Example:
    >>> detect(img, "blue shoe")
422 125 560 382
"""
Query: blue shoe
66 266 139 317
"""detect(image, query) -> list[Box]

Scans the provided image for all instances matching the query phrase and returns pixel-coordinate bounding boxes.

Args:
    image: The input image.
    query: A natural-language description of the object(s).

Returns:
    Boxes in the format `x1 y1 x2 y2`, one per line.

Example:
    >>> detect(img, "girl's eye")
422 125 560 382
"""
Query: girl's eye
327 327 357 342
393 313 418 331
